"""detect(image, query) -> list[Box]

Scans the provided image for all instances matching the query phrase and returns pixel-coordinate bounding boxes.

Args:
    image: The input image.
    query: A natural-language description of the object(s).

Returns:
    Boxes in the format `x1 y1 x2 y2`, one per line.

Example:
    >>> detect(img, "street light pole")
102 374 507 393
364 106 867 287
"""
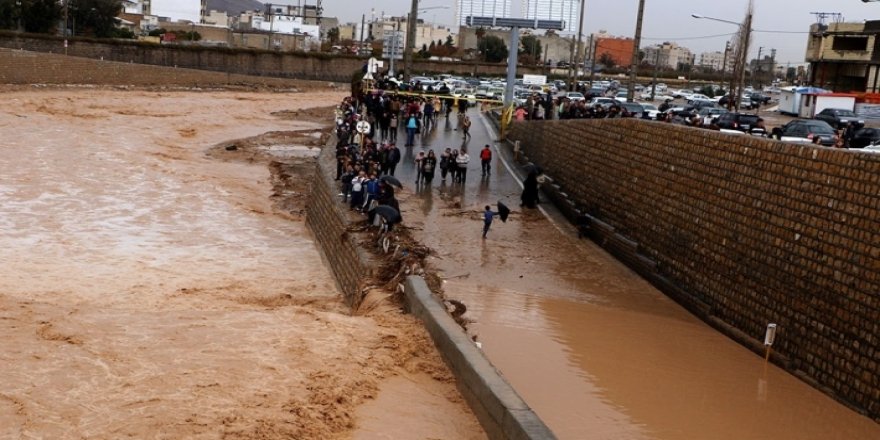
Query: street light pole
692 1 753 111
627 0 646 101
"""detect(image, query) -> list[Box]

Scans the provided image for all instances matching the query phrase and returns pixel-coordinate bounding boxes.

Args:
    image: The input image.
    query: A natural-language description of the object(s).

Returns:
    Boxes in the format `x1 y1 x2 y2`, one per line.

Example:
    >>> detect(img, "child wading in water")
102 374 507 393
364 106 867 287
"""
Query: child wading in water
482 205 499 239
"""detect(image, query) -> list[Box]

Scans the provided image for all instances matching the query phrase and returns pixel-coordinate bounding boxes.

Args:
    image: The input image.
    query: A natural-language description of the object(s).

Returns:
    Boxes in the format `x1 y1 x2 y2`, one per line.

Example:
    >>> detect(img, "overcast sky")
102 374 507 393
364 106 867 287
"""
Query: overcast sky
324 0 880 65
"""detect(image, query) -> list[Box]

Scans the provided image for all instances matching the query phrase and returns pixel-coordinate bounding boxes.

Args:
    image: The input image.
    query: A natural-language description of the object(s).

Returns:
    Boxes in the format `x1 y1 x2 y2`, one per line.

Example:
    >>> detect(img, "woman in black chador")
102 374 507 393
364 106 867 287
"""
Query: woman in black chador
521 171 540 208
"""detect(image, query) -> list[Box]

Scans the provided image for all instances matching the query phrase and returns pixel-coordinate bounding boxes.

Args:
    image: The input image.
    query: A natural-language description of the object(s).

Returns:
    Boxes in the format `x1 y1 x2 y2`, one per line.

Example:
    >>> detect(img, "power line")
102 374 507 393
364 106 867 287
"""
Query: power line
642 32 736 41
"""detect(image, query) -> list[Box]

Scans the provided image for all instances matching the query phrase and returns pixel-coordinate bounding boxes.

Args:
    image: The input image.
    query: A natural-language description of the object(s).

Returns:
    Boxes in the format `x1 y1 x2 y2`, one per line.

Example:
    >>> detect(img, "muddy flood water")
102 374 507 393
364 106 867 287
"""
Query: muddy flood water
392 109 880 440
0 88 484 439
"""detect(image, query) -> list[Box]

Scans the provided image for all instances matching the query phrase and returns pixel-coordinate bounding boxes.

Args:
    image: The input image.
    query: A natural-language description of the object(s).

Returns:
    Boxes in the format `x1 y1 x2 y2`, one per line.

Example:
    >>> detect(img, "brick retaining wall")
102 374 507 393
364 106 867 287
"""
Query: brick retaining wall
508 118 880 422
304 139 373 305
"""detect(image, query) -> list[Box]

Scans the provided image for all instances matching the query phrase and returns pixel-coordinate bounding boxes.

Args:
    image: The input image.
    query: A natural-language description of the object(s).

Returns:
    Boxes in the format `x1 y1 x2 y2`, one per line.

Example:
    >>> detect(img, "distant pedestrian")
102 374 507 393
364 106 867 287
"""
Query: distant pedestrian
414 151 425 183
461 115 472 139
482 205 499 239
480 144 492 177
387 143 401 175
405 113 418 146
456 148 470 183
439 147 452 181
422 150 437 184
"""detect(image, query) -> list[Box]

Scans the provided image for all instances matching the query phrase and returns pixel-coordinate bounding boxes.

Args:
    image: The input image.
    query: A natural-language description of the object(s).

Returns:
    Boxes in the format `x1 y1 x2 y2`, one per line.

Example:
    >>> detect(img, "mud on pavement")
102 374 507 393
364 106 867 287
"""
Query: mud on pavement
0 89 483 439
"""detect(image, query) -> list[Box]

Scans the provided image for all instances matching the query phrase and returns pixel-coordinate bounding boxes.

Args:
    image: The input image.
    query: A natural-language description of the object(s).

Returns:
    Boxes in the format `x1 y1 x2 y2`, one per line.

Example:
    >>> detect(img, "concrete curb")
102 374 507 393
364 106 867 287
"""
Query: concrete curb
403 276 557 440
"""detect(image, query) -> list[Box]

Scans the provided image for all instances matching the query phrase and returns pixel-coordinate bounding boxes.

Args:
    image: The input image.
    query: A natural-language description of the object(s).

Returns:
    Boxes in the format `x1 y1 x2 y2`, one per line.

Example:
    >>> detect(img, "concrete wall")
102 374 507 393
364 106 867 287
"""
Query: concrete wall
508 118 880 422
0 32 545 82
0 47 311 87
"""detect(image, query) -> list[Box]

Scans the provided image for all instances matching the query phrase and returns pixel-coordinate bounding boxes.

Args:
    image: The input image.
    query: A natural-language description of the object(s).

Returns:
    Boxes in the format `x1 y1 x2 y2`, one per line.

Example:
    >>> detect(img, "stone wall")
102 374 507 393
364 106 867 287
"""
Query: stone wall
508 118 880 422
305 140 373 305
0 32 544 82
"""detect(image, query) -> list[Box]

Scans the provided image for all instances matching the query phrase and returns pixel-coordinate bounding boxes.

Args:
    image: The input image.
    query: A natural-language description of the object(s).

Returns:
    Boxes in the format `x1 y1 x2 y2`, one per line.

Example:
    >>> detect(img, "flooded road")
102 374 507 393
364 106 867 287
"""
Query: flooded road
394 108 880 439
0 88 483 439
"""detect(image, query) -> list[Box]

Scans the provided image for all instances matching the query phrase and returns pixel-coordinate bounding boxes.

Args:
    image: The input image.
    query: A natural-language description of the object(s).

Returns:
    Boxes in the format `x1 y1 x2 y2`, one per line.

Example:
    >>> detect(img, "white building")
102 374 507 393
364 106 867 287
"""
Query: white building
253 15 320 38
521 0 579 33
643 42 695 70
147 0 203 23
698 51 727 71
455 0 513 26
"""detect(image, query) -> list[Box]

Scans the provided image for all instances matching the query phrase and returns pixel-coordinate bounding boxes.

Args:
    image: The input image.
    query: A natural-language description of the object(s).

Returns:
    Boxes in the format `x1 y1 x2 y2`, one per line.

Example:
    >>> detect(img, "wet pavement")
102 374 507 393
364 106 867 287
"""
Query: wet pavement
389 108 880 439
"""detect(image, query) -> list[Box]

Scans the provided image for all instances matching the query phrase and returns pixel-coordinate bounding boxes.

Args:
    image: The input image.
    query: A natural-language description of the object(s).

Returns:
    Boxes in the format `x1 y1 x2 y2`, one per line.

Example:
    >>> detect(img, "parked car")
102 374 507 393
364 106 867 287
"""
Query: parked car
697 107 728 125
848 127 880 148
715 112 764 133
771 119 837 146
565 92 587 102
641 103 660 120
620 102 646 118
718 95 757 110
747 92 772 105
585 87 607 99
588 97 618 108
814 108 865 129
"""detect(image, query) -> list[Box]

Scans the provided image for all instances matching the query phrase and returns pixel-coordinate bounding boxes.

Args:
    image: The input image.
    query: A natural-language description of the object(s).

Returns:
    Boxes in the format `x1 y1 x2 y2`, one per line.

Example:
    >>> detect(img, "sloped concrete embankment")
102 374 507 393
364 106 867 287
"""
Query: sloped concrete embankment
305 138 556 439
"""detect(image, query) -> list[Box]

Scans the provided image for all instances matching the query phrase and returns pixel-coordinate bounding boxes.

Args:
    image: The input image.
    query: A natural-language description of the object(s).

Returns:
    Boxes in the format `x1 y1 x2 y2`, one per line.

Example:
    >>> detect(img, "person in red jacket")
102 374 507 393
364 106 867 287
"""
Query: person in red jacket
480 144 492 177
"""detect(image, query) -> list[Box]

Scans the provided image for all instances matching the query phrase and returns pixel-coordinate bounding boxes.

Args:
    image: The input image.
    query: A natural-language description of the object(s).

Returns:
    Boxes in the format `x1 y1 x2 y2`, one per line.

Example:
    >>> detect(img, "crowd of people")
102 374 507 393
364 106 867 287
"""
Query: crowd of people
332 92 492 224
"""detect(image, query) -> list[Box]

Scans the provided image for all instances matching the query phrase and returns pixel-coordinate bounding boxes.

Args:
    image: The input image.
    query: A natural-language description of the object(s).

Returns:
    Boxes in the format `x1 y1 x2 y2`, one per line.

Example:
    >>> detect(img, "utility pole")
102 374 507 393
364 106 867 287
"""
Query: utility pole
578 34 592 87
403 0 418 82
589 39 597 88
63 0 69 55
721 41 730 88
651 49 659 100
627 0 646 101
573 0 586 90
756 46 764 88
734 3 753 112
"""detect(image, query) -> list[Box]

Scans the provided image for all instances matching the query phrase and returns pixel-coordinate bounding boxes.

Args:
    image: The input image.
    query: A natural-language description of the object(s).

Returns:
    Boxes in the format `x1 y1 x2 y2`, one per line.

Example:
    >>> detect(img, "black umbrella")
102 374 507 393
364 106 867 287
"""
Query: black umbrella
497 202 510 223
380 175 404 189
371 205 402 224
523 163 543 175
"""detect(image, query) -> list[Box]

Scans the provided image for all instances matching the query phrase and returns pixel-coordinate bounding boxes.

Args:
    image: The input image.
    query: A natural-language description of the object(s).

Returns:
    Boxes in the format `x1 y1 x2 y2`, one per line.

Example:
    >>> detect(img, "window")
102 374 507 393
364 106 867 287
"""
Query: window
832 36 869 51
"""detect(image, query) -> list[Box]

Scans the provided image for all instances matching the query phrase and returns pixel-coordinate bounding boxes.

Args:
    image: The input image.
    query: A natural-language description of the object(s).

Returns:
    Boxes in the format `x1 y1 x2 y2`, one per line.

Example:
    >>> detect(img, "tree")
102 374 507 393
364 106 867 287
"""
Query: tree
19 0 61 34
598 52 616 68
444 35 454 48
478 35 507 63
418 43 429 59
786 67 796 83
519 34 541 61
327 27 340 44
71 0 123 38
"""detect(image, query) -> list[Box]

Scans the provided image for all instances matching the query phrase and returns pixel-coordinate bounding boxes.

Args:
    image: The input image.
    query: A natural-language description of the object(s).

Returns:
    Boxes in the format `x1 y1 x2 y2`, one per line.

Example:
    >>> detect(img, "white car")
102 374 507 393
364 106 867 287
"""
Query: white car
589 97 619 108
641 103 660 120
566 92 586 102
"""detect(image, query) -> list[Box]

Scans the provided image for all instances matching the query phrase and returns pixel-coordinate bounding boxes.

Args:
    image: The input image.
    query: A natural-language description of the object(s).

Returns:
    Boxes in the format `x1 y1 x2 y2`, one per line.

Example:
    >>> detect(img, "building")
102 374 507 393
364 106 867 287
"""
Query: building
455 0 513 26
521 0 580 33
458 26 577 65
364 17 454 54
643 42 695 70
698 51 727 72
592 36 634 68
806 21 880 93
147 0 204 23
203 10 229 27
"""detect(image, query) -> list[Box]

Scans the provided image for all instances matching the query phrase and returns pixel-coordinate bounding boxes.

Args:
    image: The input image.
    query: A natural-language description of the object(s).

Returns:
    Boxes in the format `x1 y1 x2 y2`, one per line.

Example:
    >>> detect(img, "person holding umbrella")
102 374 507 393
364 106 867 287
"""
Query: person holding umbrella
482 202 509 239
